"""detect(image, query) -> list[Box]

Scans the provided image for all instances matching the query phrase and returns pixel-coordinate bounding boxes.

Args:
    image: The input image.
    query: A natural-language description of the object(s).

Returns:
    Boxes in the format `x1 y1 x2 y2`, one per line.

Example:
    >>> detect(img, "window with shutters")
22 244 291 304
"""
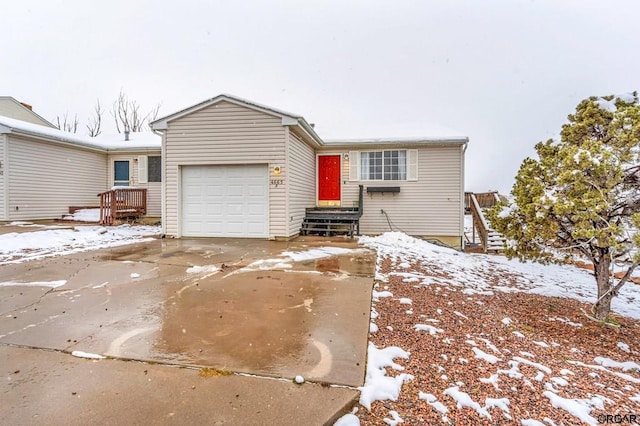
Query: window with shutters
349 149 418 181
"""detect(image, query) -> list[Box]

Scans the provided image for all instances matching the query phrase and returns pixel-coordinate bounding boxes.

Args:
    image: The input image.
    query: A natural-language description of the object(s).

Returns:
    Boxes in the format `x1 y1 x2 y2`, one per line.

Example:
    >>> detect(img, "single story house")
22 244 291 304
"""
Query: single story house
151 94 468 248
0 113 162 222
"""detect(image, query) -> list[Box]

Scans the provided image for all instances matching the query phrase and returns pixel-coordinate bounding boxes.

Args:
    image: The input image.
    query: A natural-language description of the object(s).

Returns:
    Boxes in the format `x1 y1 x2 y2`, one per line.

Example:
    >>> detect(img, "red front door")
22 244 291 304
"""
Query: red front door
318 155 341 206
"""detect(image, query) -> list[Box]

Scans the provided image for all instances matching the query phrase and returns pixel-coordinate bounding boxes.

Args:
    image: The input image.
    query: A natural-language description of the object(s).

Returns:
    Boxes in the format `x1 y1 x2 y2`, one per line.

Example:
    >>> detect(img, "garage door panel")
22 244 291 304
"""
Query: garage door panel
181 165 269 238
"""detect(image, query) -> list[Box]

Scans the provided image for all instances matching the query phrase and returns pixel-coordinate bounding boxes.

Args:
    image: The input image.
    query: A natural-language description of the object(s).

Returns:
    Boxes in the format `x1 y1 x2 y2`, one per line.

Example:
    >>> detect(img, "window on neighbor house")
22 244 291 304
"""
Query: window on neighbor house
360 150 407 180
148 156 161 182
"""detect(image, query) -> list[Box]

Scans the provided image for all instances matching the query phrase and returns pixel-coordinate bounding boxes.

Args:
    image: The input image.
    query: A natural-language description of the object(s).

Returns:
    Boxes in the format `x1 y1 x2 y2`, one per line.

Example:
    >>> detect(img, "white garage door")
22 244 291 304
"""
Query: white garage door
181 165 268 238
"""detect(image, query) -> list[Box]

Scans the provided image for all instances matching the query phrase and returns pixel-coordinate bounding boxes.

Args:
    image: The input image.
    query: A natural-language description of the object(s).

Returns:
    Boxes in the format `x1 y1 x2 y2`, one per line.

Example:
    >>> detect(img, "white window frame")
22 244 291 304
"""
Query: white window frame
349 149 418 182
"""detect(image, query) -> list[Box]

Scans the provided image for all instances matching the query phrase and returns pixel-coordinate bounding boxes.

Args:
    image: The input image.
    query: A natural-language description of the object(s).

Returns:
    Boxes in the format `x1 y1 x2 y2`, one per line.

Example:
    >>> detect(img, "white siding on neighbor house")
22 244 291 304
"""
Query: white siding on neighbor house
287 130 316 235
0 99 53 127
107 152 162 217
164 100 287 238
0 135 6 220
342 145 463 239
7 135 108 220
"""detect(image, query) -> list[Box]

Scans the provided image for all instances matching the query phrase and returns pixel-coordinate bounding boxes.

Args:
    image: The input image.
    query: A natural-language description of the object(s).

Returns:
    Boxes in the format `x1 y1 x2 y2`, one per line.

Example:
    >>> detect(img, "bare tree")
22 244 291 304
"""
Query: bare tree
111 90 159 133
86 99 103 137
147 102 162 129
55 112 79 133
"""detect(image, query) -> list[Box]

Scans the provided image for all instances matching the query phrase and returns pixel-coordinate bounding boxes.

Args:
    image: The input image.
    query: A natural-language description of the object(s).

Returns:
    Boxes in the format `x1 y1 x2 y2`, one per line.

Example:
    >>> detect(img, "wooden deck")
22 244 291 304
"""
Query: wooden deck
98 188 147 225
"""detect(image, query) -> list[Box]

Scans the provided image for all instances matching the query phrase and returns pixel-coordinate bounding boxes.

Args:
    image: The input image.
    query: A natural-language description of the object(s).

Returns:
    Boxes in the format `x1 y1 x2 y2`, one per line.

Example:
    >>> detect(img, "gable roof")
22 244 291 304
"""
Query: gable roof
0 97 55 128
0 115 160 152
152 94 469 149
150 93 324 146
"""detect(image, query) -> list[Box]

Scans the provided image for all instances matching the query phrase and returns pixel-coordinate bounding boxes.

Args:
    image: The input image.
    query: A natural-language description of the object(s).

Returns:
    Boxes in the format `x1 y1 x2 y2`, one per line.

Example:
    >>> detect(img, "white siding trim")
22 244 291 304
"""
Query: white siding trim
138 155 148 184
459 144 466 249
0 135 6 220
161 131 167 235
408 149 418 181
284 127 290 230
349 151 359 181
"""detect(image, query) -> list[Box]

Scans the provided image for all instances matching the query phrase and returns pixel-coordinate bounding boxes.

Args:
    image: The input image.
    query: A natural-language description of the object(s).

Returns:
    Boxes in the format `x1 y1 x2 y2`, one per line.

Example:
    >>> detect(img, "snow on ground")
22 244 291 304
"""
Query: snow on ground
227 246 368 276
359 231 640 319
71 350 106 360
0 280 67 288
0 225 160 264
282 246 366 261
337 231 640 426
62 208 100 222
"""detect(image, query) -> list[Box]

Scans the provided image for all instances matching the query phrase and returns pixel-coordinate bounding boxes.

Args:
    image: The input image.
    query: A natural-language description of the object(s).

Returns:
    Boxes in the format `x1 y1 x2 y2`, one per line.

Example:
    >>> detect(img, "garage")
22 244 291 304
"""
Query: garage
181 165 269 238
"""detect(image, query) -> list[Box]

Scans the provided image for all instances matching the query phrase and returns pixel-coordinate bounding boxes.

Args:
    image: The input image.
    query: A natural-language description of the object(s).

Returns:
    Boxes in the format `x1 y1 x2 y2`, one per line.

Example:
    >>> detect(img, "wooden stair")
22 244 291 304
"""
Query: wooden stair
301 185 363 237
468 192 506 252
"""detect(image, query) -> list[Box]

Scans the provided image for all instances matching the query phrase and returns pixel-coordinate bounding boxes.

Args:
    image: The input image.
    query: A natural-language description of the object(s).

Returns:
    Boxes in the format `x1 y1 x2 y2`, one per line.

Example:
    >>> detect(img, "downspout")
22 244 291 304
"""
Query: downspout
0 134 7 221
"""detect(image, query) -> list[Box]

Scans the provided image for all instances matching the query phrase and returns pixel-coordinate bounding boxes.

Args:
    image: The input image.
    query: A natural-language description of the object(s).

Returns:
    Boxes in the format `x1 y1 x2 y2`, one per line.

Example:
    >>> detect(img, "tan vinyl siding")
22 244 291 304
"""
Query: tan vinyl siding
0 99 53 127
287 130 316 235
164 100 287 238
343 145 463 239
0 135 6 220
107 152 162 217
7 135 107 220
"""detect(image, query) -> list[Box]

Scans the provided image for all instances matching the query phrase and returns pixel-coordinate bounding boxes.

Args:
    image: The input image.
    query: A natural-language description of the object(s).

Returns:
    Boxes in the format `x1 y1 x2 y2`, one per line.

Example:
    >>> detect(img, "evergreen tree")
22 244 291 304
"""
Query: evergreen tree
488 93 640 322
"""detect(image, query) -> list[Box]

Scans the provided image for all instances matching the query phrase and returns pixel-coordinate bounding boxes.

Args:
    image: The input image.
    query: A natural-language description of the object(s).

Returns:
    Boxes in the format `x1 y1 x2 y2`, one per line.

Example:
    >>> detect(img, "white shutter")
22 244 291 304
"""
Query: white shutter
407 150 418 181
349 151 360 181
138 155 148 184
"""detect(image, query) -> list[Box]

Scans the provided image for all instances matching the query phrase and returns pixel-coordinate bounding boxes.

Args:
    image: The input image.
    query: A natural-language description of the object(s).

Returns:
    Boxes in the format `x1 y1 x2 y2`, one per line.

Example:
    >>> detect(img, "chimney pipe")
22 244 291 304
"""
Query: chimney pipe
124 126 130 141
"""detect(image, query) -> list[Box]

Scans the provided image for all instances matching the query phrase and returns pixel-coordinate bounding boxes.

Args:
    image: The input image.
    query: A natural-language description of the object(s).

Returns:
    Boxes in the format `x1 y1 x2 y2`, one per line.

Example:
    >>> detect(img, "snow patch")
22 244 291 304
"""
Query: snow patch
358 343 413 410
0 280 67 288
71 351 105 360
543 391 597 426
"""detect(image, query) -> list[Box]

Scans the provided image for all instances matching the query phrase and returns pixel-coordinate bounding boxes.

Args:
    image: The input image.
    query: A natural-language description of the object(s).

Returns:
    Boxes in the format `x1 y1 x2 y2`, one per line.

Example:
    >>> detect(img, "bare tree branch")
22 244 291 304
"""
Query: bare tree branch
86 99 103 137
111 90 157 133
55 112 79 133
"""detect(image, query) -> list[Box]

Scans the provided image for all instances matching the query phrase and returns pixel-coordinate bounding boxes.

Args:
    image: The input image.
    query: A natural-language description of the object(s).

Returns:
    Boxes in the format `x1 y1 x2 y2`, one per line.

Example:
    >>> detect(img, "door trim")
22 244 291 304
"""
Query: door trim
316 153 342 207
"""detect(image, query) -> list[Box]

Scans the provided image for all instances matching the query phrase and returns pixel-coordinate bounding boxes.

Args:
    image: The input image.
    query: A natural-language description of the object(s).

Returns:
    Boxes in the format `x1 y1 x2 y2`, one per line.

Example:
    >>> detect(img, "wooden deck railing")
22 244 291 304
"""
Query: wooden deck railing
469 192 505 252
98 188 147 225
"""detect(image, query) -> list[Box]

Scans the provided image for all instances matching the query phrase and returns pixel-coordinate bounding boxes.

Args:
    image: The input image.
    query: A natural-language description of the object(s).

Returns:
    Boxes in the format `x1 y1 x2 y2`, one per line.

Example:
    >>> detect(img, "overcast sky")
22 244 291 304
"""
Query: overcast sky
2 0 639 193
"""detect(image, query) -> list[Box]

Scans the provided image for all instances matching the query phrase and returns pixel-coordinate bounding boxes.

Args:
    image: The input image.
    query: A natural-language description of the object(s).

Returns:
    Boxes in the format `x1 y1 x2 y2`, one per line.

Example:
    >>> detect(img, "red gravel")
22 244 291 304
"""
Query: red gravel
355 256 640 425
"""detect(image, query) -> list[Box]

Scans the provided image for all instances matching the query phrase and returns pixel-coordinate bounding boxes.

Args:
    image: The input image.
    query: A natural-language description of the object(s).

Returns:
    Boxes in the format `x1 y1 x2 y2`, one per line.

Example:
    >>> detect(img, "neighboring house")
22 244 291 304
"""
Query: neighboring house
151 94 468 248
0 115 161 222
0 97 55 127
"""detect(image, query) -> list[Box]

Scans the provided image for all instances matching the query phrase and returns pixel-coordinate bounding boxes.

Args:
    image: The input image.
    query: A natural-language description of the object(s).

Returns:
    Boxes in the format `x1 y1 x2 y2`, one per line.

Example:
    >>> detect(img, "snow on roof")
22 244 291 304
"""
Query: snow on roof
0 115 160 152
91 132 161 150
324 135 469 146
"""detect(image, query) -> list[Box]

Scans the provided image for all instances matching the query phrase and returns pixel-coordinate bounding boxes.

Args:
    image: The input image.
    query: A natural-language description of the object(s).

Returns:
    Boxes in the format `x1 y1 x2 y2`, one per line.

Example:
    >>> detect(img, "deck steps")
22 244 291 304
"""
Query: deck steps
300 217 360 237
301 185 364 238
468 192 506 253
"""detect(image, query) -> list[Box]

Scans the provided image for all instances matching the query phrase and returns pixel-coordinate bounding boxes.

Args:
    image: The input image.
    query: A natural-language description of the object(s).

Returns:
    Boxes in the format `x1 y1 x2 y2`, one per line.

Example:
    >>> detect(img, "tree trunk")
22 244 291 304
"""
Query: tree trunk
593 256 613 321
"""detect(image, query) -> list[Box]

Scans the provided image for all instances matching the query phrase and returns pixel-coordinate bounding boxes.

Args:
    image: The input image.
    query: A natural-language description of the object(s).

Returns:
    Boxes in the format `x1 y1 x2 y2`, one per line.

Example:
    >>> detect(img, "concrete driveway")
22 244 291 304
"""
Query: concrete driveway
1 237 374 425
